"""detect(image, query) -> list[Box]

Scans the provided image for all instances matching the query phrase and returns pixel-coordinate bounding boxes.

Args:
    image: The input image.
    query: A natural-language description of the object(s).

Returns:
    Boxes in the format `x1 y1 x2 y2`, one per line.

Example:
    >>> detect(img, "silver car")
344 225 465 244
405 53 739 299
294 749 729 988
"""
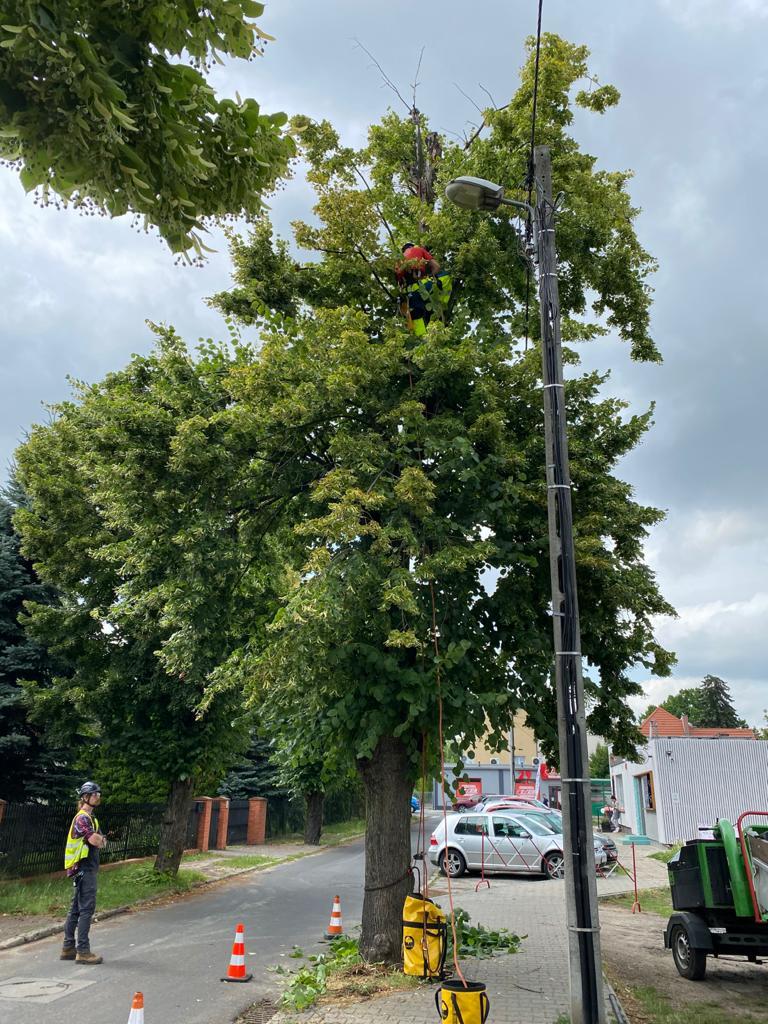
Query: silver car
497 807 619 865
429 810 607 879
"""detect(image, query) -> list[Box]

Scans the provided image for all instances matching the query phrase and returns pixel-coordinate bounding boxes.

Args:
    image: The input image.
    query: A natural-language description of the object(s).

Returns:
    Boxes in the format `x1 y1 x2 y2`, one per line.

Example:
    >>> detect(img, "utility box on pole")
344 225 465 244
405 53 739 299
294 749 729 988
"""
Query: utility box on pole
533 144 606 1024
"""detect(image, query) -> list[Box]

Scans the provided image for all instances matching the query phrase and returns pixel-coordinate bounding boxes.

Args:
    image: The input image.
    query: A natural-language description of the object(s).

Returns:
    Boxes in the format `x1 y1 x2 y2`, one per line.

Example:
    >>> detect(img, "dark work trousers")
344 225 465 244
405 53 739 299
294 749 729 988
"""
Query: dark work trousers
63 866 98 952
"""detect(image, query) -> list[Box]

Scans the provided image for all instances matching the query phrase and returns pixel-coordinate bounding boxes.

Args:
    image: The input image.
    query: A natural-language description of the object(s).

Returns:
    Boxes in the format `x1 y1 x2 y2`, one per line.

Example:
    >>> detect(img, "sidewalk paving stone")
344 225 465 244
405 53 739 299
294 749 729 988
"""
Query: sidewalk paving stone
267 838 668 1024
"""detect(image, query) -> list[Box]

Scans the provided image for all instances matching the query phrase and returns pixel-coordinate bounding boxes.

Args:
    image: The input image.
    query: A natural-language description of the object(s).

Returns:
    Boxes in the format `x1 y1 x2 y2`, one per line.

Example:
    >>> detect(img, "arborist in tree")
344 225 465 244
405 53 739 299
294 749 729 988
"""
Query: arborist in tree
61 781 107 964
396 242 452 337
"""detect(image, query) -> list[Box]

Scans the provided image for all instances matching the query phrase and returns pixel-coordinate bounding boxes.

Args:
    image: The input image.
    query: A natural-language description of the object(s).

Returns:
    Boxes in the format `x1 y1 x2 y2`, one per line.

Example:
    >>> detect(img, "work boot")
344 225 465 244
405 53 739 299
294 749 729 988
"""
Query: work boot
59 946 76 961
75 951 103 964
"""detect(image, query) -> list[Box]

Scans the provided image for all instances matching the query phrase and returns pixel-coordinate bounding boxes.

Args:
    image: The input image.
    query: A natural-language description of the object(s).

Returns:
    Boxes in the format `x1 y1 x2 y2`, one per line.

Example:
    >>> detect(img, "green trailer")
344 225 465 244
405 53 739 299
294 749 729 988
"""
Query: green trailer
664 812 768 979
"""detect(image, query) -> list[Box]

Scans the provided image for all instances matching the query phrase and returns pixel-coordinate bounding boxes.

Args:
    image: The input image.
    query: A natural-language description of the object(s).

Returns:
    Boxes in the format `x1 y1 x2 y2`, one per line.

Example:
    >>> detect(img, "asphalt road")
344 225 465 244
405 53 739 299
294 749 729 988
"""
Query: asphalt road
0 818 436 1024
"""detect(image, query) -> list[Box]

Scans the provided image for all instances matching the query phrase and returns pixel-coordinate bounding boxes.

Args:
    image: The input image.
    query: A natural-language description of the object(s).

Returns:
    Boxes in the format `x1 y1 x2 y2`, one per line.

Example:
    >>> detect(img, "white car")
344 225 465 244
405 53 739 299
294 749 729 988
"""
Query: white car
428 810 607 879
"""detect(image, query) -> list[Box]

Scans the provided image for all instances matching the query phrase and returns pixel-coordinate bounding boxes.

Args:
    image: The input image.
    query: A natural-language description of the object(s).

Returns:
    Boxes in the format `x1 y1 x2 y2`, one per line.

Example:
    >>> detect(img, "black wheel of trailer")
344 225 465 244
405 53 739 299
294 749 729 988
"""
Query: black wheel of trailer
670 922 707 980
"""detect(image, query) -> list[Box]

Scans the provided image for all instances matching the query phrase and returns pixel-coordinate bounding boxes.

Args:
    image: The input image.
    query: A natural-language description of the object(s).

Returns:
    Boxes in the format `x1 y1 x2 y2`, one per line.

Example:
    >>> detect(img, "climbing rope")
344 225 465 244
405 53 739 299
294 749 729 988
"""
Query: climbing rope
417 732 429 899
430 580 468 987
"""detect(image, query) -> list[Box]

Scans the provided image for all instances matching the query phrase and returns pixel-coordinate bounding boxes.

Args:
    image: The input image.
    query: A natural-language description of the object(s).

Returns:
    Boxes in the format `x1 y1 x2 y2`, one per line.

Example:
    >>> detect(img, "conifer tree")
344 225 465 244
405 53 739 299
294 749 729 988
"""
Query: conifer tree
0 481 73 801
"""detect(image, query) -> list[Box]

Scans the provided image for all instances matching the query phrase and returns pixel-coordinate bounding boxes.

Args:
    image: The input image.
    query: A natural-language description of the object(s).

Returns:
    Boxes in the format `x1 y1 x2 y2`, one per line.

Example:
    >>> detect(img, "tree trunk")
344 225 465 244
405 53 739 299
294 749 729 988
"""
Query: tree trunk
358 736 413 964
304 791 324 845
154 777 195 875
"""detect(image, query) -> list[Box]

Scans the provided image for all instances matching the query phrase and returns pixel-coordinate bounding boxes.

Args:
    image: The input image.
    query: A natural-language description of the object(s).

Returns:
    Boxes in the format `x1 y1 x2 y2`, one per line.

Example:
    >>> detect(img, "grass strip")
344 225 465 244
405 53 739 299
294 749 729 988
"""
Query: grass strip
602 885 673 918
261 819 366 848
321 819 366 845
649 844 681 864
209 855 276 870
0 862 205 917
626 984 768 1023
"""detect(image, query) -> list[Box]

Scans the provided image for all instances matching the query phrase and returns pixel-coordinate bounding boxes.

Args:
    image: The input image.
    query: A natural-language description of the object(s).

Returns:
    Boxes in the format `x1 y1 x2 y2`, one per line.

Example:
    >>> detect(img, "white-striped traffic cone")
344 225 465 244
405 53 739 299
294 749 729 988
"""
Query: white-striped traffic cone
221 922 253 983
325 895 344 939
127 991 144 1024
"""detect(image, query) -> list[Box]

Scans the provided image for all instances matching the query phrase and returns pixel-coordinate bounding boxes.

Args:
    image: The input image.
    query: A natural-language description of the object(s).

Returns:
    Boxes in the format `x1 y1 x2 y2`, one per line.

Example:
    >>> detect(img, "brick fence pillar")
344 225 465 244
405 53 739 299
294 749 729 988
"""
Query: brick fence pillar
246 797 267 845
195 797 213 852
215 797 230 851
0 799 6 824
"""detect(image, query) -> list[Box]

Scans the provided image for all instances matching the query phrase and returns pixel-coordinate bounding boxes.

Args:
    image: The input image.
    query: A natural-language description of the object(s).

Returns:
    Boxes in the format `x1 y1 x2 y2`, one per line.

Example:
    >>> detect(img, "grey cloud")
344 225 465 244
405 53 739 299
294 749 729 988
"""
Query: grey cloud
2 1 766 715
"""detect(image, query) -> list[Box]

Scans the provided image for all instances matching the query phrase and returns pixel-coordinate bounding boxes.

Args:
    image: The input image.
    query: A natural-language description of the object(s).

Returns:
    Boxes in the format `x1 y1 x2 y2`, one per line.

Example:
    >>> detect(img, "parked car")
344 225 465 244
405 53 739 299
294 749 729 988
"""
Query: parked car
480 799 551 814
429 810 607 879
410 795 420 814
471 794 549 811
512 809 618 863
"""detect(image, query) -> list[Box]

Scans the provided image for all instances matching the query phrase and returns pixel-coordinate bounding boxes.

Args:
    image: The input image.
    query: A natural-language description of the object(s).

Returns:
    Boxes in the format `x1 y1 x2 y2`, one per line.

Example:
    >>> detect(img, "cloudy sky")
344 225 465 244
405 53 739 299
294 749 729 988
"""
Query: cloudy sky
2 1 767 724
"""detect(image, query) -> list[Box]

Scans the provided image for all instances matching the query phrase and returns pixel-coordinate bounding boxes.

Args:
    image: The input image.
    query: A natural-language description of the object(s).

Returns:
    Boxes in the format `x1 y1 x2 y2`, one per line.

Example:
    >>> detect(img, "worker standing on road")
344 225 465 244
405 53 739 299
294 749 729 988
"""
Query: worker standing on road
396 242 452 336
61 781 107 964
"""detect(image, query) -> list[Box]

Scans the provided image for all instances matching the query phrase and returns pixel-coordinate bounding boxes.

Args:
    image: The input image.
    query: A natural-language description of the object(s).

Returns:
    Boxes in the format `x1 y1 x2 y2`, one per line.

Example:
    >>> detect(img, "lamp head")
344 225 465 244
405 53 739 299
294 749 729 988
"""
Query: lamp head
445 175 505 211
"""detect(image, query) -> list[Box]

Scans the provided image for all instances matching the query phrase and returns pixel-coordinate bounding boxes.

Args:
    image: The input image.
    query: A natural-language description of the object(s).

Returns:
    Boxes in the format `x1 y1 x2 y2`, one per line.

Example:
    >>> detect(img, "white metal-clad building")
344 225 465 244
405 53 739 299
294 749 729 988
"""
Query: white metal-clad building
610 737 768 844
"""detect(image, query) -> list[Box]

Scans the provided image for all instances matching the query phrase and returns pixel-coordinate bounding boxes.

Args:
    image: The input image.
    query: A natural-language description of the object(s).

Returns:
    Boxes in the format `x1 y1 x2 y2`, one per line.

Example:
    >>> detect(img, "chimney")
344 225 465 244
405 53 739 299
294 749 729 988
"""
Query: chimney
681 714 690 736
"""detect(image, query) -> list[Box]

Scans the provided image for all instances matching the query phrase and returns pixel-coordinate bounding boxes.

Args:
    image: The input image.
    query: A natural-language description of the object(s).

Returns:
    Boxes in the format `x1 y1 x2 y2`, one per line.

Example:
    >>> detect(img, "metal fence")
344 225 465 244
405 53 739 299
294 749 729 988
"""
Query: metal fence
227 799 250 844
324 787 365 827
265 795 306 839
264 788 365 840
0 788 366 877
0 801 167 878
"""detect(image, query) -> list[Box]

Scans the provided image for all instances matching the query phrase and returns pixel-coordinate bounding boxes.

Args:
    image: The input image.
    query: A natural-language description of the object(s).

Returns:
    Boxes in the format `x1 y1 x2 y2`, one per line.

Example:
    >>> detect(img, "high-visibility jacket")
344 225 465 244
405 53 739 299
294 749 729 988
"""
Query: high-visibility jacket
64 809 99 872
405 272 453 337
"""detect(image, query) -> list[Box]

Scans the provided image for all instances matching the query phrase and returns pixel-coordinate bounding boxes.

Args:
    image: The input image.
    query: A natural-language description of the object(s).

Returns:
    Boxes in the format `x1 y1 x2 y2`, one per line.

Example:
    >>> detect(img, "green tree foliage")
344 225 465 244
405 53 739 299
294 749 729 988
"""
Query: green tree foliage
588 743 609 779
219 736 287 800
639 687 703 726
202 33 674 959
75 745 170 804
14 33 674 953
14 337 284 871
641 677 747 730
0 1 294 255
0 479 75 801
697 674 748 729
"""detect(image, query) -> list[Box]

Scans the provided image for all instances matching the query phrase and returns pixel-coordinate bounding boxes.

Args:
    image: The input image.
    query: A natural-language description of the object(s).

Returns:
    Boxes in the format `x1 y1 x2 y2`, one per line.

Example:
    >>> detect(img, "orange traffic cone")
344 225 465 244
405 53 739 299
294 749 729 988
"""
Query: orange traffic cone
127 991 144 1024
221 922 253 983
325 895 344 939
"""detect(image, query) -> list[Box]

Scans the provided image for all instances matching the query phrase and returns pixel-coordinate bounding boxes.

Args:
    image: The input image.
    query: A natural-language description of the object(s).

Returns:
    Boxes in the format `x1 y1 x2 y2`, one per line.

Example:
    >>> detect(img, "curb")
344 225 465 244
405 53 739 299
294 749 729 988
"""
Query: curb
0 832 366 952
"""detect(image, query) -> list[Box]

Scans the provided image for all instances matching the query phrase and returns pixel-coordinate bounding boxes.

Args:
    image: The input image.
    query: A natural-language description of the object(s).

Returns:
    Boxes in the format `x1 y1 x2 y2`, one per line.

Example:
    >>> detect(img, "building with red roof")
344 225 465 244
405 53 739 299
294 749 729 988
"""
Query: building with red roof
610 707 765 845
640 707 756 740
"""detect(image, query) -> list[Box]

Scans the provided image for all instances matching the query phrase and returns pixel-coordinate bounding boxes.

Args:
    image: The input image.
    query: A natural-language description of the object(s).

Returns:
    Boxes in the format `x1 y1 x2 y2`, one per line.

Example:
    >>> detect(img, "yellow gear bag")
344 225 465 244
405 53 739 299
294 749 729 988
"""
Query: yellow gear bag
402 893 447 979
434 980 490 1024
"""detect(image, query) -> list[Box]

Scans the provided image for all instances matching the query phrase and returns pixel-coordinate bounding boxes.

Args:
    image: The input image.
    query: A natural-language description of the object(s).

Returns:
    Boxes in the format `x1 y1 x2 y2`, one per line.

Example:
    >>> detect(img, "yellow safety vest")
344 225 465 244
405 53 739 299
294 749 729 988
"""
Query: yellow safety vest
404 274 453 337
64 809 99 871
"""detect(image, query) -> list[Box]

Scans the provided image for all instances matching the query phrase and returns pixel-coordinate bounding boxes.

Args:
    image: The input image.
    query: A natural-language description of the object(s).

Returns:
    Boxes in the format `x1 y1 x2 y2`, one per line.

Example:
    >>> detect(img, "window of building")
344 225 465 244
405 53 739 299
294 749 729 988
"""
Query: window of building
640 772 655 812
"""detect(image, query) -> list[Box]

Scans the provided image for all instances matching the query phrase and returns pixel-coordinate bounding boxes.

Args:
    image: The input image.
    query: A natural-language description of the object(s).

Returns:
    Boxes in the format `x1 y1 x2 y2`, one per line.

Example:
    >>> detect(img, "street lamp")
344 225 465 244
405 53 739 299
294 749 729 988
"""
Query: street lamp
446 153 605 1024
445 175 532 216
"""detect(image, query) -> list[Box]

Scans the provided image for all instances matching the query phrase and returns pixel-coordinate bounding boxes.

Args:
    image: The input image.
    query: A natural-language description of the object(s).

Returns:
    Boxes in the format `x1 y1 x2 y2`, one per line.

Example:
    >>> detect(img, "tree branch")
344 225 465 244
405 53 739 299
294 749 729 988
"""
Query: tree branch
353 245 396 301
351 163 398 250
462 102 511 150
354 40 410 112
453 83 484 117
411 47 425 109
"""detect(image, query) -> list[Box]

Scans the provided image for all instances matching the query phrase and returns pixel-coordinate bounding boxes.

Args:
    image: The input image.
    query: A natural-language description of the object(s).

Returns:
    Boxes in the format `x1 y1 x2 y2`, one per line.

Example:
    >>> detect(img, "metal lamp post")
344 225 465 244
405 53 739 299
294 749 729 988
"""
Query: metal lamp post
446 153 606 1024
